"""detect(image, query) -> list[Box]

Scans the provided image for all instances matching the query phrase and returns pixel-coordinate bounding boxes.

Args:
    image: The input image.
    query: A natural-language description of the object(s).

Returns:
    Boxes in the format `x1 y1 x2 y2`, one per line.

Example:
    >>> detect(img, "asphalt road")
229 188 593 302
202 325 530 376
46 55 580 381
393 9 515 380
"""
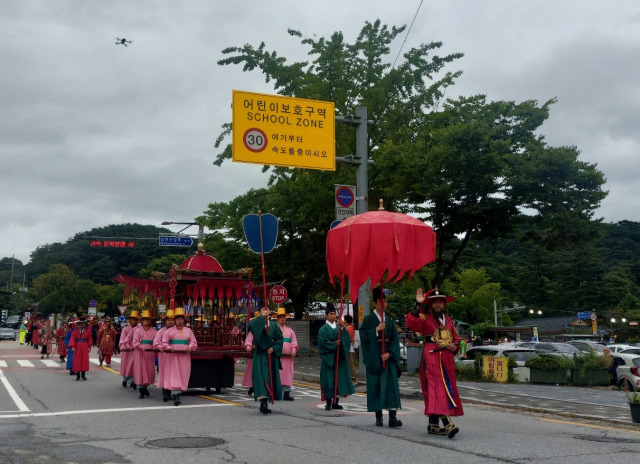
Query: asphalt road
1 339 639 464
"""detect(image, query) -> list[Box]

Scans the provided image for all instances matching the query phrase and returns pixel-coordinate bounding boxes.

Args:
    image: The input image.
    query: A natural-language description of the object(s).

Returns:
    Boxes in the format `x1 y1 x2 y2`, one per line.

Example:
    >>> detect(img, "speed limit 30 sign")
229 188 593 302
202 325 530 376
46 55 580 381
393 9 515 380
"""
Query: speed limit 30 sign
244 128 267 153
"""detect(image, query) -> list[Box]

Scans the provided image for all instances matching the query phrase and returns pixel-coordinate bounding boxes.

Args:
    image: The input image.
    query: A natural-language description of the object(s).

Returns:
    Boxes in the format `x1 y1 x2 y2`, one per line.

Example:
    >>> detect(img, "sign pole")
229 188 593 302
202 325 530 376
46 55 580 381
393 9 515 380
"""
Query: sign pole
257 211 275 403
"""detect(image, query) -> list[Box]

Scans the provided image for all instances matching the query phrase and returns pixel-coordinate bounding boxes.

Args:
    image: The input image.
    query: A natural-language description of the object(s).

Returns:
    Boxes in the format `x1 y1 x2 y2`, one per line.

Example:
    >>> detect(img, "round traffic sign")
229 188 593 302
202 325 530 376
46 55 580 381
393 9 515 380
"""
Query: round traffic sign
335 186 354 208
89 300 97 308
119 315 126 323
269 285 287 305
243 128 268 153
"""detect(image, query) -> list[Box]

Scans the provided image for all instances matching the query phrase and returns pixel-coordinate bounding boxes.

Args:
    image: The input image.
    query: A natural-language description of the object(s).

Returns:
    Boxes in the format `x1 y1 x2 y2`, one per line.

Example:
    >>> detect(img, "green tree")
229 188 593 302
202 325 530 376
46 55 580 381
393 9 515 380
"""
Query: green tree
446 268 501 324
210 21 464 315
32 264 82 316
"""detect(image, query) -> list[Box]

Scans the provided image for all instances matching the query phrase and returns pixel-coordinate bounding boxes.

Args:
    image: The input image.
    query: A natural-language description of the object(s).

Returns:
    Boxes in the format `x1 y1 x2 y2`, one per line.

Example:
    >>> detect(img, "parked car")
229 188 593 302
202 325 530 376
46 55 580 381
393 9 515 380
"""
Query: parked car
0 327 17 341
613 352 640 391
531 342 581 356
1 315 21 329
565 340 606 353
608 344 636 354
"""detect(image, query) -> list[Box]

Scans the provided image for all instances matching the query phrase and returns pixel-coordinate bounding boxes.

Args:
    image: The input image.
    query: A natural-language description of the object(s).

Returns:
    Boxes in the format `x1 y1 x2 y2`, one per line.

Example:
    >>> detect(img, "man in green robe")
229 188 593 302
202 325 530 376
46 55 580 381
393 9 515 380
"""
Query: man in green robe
247 306 283 414
359 287 403 427
318 303 355 410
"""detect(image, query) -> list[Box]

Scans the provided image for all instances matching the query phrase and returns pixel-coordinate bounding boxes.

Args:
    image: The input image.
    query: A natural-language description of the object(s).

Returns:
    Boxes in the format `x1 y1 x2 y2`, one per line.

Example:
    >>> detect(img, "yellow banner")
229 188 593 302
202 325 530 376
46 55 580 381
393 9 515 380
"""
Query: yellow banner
482 356 508 382
232 90 336 171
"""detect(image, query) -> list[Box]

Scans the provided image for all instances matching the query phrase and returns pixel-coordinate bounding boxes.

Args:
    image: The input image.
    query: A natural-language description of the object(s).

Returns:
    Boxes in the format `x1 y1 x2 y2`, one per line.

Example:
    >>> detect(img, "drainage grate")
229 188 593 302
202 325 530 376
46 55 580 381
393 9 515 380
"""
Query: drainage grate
148 437 226 449
574 434 640 444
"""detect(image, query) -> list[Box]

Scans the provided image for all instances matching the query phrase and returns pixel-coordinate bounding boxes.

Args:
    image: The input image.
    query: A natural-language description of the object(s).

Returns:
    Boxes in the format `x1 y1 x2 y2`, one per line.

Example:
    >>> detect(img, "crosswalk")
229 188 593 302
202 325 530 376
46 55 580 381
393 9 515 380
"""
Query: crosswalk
0 358 121 369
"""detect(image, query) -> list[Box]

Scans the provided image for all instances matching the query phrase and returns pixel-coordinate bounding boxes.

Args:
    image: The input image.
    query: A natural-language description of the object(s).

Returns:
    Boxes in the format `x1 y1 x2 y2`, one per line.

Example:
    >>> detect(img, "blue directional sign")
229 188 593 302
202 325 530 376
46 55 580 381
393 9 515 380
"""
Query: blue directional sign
243 213 278 254
119 315 126 323
159 235 193 247
577 311 591 320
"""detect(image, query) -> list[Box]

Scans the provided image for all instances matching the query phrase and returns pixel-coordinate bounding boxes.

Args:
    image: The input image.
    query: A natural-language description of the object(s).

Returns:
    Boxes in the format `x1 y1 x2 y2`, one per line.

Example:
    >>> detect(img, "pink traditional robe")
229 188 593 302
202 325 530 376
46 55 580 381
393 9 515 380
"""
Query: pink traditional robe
69 327 91 372
153 326 168 389
160 326 198 391
279 325 298 387
242 331 254 387
405 311 464 417
132 325 157 386
119 325 136 378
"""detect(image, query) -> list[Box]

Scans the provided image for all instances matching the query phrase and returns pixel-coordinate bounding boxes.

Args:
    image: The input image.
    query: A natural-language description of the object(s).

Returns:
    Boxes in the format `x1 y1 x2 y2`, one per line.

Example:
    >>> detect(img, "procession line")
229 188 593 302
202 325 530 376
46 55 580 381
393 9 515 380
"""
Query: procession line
197 395 244 406
539 417 640 435
0 368 30 412
0 402 232 419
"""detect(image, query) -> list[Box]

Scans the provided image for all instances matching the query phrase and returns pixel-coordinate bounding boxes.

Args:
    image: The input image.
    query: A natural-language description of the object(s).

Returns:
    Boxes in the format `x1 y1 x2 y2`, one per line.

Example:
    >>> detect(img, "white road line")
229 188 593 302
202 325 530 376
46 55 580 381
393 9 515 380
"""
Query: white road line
0 368 30 412
0 402 230 419
41 359 61 368
17 360 34 367
89 358 100 365
0 361 7 368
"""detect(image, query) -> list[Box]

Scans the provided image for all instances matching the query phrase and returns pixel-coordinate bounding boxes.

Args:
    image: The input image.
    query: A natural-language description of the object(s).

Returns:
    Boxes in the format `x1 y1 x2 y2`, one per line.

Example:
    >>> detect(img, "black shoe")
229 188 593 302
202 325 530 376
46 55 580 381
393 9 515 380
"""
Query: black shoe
283 391 294 401
131 383 137 390
247 387 253 396
76 374 80 381
325 401 332 411
81 373 87 380
143 387 150 397
122 380 127 388
375 411 383 427
332 402 344 410
139 390 145 399
260 398 270 414
444 423 459 439
173 396 182 406
70 371 75 376
389 417 402 428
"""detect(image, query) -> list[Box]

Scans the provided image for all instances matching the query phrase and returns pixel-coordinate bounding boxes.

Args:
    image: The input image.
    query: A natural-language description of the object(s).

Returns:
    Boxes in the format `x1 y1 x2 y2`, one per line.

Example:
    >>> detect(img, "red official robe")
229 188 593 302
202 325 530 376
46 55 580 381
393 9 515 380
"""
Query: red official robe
69 327 91 373
405 311 464 417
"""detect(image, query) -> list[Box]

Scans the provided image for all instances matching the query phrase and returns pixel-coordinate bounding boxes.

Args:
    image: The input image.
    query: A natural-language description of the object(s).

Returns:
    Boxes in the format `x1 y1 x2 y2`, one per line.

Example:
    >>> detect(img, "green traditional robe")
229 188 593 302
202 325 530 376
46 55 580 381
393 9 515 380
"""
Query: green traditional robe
248 315 283 401
318 322 356 400
359 310 402 412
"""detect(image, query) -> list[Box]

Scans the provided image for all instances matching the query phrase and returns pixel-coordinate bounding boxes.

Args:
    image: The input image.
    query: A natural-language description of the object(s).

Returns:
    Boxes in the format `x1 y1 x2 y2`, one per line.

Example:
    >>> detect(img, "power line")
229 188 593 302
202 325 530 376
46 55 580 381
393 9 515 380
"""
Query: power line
392 0 425 69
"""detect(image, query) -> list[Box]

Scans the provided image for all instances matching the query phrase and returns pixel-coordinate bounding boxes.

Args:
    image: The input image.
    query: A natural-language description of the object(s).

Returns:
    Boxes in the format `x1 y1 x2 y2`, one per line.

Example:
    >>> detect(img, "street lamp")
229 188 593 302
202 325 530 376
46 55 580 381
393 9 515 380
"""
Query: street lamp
161 221 204 243
529 309 543 315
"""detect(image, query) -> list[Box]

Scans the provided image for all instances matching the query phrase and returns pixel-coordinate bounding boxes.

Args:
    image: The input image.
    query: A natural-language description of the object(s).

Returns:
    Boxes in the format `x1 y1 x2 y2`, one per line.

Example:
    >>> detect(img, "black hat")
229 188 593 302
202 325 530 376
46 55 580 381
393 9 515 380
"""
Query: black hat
325 302 336 315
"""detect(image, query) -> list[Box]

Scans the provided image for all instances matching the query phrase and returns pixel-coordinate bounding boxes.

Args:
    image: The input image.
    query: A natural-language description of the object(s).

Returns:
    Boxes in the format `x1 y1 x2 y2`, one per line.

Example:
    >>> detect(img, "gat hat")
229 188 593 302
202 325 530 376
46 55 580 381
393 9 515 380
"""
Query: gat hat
140 309 152 319
128 310 139 319
427 288 456 303
165 309 175 319
174 307 186 318
77 317 87 323
325 302 337 315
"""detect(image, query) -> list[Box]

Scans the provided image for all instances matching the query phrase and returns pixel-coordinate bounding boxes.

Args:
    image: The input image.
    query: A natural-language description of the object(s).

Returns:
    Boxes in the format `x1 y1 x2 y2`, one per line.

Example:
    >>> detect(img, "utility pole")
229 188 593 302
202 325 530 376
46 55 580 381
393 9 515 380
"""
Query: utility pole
335 106 374 378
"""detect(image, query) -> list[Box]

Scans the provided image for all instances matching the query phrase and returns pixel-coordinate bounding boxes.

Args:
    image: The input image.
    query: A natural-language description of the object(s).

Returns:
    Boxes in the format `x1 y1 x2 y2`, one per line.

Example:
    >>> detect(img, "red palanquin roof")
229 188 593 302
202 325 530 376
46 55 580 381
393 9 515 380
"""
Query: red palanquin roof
179 243 224 273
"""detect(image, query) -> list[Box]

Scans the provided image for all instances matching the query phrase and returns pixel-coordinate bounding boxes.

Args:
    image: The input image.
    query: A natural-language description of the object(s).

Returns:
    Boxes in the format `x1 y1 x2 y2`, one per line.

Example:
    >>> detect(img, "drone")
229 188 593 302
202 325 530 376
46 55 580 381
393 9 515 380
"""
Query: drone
115 38 132 47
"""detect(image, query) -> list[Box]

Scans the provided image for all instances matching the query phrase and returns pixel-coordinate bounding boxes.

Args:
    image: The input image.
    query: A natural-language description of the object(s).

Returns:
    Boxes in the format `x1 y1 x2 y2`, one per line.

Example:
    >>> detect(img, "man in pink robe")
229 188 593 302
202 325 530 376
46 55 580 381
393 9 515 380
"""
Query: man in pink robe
132 310 157 399
69 317 91 381
119 310 139 389
275 308 297 401
405 288 463 439
242 331 254 394
153 309 175 402
160 307 197 406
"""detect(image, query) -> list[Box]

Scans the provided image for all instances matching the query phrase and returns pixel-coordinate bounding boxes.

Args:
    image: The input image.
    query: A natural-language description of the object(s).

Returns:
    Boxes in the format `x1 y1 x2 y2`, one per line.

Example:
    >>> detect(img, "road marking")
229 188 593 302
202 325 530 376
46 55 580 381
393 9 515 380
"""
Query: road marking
0 402 232 420
0 368 30 412
540 417 640 434
0 361 7 367
197 395 244 407
41 359 61 368
17 360 34 367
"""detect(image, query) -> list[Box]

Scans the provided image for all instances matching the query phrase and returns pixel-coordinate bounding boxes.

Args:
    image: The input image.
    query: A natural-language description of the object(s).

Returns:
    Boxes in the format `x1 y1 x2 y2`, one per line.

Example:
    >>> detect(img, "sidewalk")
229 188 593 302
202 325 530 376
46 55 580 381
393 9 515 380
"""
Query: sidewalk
237 353 640 426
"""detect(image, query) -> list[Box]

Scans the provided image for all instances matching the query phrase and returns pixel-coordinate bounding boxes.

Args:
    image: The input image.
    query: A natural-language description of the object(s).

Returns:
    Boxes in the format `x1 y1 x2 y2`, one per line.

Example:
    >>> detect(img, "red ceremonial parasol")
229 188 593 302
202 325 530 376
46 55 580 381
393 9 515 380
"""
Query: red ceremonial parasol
326 200 436 377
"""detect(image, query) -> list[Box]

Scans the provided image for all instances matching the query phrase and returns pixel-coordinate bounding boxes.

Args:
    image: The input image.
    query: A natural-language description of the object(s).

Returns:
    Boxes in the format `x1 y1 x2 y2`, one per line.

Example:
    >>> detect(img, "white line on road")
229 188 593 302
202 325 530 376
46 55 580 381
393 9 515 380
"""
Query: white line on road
17 360 34 367
0 402 231 419
0 368 30 412
0 361 7 367
41 359 61 368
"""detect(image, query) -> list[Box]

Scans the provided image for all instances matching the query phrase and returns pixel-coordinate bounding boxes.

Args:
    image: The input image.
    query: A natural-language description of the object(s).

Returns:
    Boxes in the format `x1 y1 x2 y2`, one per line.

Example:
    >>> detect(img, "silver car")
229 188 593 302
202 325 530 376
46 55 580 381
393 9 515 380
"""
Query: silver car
0 327 17 341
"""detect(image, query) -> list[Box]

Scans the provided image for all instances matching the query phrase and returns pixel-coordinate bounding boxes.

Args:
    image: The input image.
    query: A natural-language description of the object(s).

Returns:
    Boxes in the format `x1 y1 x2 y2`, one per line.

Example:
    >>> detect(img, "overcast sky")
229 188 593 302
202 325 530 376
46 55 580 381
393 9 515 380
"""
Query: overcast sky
2 1 639 265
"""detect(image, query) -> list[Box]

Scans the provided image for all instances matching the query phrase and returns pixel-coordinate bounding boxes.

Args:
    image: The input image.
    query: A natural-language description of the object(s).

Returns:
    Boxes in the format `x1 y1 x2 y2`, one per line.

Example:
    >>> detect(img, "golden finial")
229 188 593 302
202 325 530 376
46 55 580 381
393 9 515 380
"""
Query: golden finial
378 199 385 211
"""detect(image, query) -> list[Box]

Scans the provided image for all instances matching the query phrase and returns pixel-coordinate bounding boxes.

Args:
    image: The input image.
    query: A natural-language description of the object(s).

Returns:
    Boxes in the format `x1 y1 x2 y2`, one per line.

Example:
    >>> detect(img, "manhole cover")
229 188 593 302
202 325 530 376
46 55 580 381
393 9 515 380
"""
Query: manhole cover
148 437 226 449
574 434 640 444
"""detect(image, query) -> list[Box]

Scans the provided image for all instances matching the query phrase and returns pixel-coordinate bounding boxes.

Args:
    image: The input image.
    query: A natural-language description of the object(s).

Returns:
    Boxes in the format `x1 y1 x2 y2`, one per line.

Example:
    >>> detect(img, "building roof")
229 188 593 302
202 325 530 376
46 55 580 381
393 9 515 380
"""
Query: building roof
514 316 576 334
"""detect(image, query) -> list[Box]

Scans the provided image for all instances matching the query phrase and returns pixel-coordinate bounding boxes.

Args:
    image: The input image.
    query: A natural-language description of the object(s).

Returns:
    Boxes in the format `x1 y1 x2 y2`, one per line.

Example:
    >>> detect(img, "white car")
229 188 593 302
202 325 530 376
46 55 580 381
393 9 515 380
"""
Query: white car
612 351 640 391
458 345 536 382
608 344 637 354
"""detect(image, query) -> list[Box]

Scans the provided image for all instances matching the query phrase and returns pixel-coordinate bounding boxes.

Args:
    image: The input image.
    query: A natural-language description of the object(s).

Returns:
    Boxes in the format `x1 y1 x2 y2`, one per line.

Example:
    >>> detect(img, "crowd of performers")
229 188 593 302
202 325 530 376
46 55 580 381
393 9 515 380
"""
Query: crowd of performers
19 285 463 438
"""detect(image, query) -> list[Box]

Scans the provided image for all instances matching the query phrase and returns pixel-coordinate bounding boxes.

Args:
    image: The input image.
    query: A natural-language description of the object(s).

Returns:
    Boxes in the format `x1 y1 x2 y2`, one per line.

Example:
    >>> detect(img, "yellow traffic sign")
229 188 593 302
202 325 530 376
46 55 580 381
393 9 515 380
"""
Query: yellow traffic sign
232 90 336 171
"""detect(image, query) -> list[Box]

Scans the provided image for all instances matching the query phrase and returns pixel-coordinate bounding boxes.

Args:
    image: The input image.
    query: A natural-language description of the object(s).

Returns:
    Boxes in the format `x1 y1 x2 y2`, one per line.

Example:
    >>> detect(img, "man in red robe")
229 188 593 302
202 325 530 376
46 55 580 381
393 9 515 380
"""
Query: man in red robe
97 318 117 367
405 288 463 439
55 322 69 363
69 317 92 381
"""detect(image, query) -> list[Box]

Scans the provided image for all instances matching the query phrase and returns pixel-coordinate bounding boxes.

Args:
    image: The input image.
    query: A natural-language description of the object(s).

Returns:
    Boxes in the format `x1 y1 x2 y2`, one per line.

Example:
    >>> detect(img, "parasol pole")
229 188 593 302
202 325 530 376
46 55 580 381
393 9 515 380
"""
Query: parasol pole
257 211 275 402
380 280 386 370
334 275 346 403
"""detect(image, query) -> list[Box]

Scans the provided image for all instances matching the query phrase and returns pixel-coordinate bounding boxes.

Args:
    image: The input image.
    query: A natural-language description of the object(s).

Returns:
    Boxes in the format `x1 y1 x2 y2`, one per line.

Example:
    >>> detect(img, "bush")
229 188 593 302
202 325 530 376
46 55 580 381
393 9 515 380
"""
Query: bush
570 351 611 371
525 354 569 370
